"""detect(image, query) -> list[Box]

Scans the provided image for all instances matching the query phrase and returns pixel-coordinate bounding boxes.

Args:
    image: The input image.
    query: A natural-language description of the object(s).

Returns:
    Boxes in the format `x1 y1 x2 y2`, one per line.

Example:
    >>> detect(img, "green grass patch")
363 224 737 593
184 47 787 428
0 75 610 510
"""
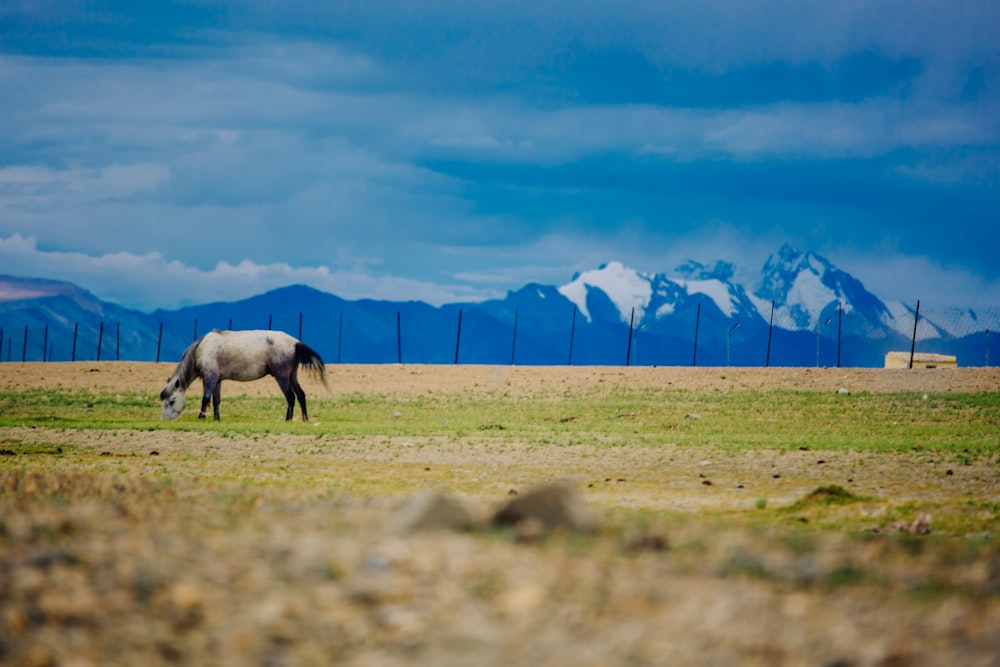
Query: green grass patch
1 386 997 456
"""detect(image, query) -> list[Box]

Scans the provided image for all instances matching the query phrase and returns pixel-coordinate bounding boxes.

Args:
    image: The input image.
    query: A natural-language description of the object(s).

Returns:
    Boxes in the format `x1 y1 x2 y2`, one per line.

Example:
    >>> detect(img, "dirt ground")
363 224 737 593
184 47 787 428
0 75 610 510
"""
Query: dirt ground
1 363 999 667
6 361 999 397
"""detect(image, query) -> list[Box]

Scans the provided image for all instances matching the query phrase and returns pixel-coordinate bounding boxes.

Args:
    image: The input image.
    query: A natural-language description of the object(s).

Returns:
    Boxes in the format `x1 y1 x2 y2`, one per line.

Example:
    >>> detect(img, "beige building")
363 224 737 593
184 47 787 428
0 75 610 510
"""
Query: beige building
884 351 958 369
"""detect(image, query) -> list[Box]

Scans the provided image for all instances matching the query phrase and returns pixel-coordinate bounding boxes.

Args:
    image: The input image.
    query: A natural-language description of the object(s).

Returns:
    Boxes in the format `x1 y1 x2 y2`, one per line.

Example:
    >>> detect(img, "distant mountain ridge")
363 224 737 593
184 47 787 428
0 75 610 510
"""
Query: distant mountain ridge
1 245 996 367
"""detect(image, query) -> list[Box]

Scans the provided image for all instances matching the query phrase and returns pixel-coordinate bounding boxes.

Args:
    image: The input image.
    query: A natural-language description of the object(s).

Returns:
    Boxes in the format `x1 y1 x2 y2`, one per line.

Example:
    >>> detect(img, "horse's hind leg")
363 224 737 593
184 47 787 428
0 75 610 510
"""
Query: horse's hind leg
273 375 297 421
291 376 309 421
211 380 223 421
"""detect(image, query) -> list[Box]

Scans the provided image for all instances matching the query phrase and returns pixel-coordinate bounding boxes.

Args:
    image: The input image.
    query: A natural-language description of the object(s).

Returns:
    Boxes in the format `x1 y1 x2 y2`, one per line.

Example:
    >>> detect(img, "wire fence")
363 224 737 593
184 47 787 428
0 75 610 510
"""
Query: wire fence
2 301 997 368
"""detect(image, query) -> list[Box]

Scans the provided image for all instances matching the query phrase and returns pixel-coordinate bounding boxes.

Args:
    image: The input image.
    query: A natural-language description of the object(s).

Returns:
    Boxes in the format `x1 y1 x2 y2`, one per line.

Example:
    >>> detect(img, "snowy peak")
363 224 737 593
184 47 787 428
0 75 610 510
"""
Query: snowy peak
671 259 751 319
558 262 653 323
755 244 888 329
557 260 756 324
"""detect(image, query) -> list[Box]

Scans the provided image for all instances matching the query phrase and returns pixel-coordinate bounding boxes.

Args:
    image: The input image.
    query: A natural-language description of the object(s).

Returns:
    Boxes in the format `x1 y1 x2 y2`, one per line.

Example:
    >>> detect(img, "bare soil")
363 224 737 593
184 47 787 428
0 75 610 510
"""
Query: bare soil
1 363 999 667
6 361 999 396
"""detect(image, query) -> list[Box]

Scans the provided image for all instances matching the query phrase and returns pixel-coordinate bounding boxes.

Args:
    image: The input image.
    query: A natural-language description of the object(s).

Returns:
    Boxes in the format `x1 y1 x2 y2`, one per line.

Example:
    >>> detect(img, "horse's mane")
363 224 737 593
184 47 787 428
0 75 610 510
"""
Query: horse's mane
168 338 201 392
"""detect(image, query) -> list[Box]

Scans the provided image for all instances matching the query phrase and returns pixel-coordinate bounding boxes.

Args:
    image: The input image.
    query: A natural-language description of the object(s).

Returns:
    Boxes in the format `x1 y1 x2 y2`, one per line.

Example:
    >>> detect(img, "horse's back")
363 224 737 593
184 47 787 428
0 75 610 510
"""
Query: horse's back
197 330 298 381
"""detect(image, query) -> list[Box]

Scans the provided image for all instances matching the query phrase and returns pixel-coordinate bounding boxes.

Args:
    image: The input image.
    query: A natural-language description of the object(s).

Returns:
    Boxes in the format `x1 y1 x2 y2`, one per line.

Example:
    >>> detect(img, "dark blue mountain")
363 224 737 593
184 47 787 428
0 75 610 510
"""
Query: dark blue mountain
1 246 996 367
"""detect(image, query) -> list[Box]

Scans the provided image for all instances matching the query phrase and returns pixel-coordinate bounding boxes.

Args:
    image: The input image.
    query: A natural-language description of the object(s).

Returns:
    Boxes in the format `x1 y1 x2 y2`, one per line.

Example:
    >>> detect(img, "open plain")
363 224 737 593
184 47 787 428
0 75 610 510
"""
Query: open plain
1 362 999 667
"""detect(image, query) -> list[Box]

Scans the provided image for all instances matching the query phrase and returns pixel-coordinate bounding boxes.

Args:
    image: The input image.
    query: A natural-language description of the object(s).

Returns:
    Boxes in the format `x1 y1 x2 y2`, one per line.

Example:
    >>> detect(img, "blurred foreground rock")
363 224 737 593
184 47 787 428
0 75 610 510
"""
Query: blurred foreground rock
387 491 478 534
492 481 596 532
388 481 597 537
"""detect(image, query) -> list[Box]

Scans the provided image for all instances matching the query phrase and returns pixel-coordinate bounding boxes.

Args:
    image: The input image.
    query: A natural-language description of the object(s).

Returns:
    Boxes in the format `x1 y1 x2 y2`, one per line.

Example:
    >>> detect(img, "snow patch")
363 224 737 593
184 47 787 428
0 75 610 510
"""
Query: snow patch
785 270 837 327
685 279 736 317
558 262 652 323
655 303 676 317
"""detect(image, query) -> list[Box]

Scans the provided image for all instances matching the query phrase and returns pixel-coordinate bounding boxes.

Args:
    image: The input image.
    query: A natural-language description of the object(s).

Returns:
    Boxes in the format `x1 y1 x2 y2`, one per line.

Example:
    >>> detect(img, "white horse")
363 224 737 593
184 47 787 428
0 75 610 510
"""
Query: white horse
160 330 327 421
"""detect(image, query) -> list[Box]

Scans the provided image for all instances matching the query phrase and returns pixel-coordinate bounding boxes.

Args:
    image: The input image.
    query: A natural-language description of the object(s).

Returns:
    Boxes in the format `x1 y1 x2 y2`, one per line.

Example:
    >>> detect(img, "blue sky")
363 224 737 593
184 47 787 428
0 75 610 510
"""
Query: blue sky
0 0 998 310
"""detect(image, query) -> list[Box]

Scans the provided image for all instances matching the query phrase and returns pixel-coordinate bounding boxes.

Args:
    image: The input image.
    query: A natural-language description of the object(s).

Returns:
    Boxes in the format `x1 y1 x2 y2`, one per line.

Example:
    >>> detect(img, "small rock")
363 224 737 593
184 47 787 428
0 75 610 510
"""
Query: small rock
890 514 932 535
387 491 477 534
493 481 595 533
837 388 850 395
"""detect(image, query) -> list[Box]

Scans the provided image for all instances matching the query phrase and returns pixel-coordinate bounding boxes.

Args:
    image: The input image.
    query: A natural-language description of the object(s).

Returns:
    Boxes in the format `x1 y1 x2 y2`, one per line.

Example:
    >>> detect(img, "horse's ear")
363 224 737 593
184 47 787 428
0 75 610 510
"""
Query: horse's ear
173 378 181 389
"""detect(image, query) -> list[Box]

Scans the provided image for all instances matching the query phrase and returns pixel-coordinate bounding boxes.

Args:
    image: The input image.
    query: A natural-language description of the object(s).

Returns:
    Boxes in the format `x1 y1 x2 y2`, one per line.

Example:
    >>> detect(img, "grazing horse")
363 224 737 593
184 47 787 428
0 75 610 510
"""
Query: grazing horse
160 330 327 421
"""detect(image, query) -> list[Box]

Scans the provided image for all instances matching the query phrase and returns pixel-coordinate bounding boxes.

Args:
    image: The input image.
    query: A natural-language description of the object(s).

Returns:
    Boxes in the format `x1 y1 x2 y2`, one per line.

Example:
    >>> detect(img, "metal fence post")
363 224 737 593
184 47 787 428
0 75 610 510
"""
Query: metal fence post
766 301 774 367
510 309 519 365
398 311 403 364
155 323 163 363
568 306 577 366
337 312 343 364
72 323 78 362
43 325 49 362
626 307 635 366
692 304 701 367
908 300 921 369
453 309 463 365
22 326 27 362
837 302 843 368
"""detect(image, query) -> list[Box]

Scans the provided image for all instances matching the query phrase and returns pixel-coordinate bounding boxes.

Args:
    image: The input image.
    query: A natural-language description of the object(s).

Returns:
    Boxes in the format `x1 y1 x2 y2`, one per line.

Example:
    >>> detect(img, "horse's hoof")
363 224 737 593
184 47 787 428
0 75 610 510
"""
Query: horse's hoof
198 413 206 419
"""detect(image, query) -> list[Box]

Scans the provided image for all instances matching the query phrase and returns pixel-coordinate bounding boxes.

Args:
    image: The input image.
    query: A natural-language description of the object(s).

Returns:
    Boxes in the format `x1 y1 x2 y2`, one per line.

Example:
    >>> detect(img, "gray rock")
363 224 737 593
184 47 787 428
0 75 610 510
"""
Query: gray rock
387 491 477 534
492 481 595 532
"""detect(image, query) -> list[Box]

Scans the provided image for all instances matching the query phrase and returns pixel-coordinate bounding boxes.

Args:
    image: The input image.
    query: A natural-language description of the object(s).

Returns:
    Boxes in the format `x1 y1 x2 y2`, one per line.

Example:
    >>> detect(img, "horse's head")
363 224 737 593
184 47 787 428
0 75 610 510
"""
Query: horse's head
159 377 186 420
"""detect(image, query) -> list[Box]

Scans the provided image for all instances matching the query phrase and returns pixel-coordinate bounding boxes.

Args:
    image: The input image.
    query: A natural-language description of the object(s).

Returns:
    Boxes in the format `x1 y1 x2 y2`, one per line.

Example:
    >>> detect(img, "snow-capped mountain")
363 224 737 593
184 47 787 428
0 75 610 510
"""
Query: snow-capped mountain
557 245 887 332
755 244 891 329
558 259 761 326
552 244 999 351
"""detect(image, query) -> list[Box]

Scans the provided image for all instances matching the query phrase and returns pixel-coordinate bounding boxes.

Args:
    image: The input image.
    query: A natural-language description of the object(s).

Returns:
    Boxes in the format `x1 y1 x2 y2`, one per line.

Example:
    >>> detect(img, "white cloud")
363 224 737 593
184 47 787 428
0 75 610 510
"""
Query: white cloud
0 234 498 310
833 250 1000 311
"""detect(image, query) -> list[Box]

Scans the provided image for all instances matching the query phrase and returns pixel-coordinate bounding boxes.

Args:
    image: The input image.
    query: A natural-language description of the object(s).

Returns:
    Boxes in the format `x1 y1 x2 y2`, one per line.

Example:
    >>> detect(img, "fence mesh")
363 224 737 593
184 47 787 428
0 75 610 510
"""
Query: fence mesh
2 303 997 367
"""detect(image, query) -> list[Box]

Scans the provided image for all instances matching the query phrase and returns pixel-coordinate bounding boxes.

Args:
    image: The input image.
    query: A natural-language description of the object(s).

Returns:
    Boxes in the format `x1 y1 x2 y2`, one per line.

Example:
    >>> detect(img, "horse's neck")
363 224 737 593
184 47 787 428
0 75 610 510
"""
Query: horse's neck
175 343 201 389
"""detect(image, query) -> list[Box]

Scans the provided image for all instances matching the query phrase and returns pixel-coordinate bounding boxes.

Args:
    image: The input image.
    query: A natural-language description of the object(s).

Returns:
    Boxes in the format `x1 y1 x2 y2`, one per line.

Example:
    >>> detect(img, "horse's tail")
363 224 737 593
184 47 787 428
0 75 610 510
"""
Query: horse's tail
295 341 329 389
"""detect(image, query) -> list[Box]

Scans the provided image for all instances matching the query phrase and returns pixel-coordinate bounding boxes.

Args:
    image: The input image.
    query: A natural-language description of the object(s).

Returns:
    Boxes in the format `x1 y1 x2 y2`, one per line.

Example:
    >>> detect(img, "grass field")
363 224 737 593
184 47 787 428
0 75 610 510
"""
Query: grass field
1 363 998 666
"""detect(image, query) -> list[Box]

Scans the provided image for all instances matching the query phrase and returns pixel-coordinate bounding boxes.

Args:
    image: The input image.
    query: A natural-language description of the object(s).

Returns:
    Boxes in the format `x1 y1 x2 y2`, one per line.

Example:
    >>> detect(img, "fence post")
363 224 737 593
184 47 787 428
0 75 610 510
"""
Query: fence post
337 312 343 364
299 312 303 340
837 302 843 368
155 323 163 363
116 322 121 361
692 304 701 367
987 329 991 367
397 311 403 364
0 327 3 362
626 308 635 366
22 326 27 362
568 306 577 366
72 323 78 362
228 318 233 330
908 300 921 369
765 301 774 367
43 325 49 362
454 309 463 365
510 310 519 365
268 314 273 330
97 322 104 361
